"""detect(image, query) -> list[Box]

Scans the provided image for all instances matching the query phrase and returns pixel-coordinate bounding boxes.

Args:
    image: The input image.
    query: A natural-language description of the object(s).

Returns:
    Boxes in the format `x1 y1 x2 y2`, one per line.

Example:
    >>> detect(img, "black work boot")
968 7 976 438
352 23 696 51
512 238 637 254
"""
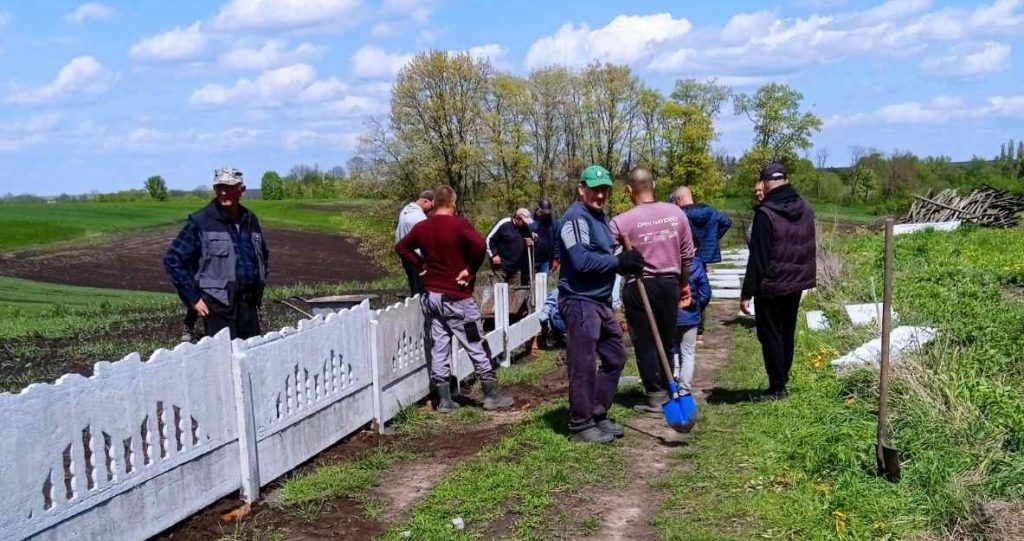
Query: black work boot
431 382 460 413
481 380 514 410
596 418 625 438
633 391 668 415
570 426 615 444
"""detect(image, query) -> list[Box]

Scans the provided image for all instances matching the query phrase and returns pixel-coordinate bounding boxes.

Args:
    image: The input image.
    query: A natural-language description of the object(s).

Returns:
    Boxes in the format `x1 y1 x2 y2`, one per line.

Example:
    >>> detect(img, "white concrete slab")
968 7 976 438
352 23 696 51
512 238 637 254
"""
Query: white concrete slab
831 326 939 369
894 220 961 236
713 289 741 299
806 310 829 331
708 268 746 276
844 303 898 327
710 279 742 288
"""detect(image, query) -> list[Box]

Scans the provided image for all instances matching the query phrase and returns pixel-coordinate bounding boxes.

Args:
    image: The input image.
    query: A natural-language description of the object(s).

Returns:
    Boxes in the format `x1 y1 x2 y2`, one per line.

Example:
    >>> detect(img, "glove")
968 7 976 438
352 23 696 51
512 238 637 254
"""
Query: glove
616 249 646 275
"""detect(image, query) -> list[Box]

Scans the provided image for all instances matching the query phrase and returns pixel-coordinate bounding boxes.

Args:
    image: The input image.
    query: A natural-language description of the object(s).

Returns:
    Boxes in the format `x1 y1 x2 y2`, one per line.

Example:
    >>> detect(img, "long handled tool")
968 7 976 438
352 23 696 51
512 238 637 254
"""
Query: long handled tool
527 242 536 312
876 218 902 481
621 236 698 433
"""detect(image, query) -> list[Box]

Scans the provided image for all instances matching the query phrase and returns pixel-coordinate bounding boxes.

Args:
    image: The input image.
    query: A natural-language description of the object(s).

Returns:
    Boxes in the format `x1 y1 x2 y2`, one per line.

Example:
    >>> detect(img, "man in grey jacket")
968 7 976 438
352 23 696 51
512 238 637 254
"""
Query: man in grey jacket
395 191 435 295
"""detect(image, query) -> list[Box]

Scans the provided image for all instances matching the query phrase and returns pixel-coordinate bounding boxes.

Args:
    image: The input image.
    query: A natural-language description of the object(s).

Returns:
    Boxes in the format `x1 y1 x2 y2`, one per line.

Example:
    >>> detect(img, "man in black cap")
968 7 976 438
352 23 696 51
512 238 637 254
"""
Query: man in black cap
740 162 816 400
530 198 558 274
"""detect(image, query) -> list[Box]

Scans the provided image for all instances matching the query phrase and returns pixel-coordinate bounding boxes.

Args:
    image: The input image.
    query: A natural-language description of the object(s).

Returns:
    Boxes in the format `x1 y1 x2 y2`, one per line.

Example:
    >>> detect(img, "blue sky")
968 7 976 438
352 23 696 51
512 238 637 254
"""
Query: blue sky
1 0 1022 195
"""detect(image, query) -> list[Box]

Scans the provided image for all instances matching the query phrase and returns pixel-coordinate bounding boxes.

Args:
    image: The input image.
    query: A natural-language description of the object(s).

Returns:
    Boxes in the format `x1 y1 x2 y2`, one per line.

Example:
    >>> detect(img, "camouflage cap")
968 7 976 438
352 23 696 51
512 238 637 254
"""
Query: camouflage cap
213 167 244 186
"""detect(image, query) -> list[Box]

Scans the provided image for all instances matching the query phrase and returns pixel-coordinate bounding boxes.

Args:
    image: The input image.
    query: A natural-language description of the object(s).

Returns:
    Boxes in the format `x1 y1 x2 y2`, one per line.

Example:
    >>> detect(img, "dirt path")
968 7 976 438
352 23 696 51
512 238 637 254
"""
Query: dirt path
583 300 739 540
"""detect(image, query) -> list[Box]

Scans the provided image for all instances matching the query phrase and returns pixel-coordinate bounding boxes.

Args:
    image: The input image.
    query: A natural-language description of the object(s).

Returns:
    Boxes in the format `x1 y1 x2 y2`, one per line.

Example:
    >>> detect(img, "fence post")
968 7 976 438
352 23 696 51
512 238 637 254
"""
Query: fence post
368 318 385 434
230 347 261 503
534 272 547 314
494 283 510 368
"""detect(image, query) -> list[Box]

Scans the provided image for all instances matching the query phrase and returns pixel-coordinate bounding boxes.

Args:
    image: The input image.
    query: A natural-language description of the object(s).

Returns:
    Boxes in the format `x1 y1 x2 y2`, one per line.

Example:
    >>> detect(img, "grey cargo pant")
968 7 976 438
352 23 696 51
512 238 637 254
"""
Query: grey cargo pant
420 293 496 384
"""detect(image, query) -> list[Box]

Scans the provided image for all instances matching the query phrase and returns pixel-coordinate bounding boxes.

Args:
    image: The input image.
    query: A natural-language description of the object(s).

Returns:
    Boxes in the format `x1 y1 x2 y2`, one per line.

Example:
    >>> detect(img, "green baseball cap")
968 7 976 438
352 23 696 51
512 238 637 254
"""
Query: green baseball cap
580 165 613 188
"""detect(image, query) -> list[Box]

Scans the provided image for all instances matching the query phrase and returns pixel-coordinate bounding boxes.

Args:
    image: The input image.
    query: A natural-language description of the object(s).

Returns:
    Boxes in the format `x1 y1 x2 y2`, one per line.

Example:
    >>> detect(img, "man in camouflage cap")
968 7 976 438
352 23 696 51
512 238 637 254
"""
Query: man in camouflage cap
164 167 270 339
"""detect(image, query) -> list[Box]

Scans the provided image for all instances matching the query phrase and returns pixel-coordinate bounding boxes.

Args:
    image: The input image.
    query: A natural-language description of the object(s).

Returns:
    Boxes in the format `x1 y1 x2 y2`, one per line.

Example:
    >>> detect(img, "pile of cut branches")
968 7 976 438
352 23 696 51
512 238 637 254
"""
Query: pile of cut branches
904 187 1024 228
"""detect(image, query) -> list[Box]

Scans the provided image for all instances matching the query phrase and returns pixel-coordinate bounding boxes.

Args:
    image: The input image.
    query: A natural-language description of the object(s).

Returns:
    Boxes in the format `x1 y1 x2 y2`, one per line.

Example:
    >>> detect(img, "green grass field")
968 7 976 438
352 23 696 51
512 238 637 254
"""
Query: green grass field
0 198 390 251
721 196 880 224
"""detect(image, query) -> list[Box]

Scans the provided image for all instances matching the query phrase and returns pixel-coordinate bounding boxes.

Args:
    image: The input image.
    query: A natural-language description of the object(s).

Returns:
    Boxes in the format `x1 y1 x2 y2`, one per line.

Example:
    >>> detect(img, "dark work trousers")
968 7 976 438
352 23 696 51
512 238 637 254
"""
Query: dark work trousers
698 261 709 336
623 276 680 395
402 259 426 296
754 292 803 392
203 290 261 340
559 297 628 433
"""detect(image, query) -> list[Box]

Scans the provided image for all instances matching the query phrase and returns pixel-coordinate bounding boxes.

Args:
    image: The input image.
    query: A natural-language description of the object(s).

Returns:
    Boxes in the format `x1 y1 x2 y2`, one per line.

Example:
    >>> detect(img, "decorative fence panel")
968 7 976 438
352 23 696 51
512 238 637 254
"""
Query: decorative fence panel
372 296 430 425
234 302 375 494
0 279 546 540
0 332 239 541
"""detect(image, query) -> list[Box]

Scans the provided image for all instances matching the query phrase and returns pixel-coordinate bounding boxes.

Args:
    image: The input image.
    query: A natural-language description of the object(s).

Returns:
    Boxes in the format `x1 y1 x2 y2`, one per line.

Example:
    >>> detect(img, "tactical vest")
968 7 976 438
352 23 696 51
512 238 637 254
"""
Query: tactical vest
757 201 816 297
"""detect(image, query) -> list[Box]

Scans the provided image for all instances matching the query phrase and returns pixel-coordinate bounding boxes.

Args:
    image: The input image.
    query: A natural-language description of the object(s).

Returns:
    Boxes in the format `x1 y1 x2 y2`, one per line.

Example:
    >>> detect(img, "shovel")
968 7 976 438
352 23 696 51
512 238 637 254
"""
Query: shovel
621 236 698 433
876 218 902 481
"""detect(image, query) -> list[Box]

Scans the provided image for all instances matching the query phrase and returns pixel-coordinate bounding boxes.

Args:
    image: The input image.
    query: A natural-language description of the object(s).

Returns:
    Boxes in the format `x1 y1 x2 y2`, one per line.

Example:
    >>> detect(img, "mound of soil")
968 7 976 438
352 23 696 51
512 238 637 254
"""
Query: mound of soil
0 227 385 292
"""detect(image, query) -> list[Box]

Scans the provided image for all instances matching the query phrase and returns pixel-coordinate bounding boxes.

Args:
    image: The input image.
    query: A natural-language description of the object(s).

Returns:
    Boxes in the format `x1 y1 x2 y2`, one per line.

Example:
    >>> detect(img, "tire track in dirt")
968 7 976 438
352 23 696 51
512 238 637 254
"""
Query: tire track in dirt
582 300 740 540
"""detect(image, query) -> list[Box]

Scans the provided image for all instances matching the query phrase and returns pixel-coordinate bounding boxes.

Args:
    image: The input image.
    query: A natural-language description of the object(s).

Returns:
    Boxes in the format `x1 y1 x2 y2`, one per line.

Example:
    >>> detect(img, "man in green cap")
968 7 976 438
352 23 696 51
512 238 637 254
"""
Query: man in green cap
556 164 646 443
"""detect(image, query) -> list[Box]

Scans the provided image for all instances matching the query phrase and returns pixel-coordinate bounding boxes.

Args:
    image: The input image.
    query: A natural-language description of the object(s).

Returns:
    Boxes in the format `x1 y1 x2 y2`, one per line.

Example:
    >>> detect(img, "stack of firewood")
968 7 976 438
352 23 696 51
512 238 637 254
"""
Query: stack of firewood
903 187 1024 228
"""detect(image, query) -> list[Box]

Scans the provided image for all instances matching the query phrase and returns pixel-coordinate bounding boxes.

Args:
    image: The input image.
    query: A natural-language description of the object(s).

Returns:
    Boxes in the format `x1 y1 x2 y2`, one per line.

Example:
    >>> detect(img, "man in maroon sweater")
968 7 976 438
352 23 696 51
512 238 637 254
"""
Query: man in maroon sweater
395 185 514 412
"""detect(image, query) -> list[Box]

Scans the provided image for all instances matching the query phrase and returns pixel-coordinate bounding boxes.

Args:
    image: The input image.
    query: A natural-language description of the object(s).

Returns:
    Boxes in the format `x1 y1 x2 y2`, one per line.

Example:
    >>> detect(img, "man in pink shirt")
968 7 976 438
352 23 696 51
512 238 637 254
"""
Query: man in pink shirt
610 167 696 413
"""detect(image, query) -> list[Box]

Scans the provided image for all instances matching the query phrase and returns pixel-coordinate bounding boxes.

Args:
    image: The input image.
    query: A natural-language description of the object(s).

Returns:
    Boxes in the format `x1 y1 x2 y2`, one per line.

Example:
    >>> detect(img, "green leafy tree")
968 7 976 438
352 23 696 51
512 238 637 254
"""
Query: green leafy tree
670 78 732 120
391 51 491 202
145 175 168 201
733 84 822 189
261 170 285 200
483 73 534 213
660 102 723 201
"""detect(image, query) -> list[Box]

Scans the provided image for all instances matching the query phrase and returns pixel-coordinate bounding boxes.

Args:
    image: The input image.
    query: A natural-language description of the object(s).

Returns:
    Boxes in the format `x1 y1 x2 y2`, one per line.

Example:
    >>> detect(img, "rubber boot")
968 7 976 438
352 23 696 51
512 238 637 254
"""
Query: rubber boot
481 380 514 410
596 418 625 438
633 391 668 415
570 426 615 444
432 382 460 413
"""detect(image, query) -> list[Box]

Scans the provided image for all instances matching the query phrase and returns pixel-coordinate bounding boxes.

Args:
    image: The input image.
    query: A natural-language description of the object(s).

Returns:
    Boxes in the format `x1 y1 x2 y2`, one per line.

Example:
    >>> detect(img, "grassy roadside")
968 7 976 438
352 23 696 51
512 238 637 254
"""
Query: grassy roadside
654 224 1024 540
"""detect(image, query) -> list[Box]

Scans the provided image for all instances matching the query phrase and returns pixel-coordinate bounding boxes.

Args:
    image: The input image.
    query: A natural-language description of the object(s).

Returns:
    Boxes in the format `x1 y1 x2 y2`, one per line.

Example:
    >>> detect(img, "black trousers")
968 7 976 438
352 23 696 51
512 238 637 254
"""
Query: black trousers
402 259 426 296
623 276 680 395
754 292 802 391
204 292 261 340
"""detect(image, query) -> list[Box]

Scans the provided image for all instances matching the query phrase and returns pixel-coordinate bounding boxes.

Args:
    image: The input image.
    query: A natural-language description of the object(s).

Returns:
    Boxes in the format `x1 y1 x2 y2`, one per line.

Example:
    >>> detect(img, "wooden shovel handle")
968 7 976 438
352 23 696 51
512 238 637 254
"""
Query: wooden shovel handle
620 236 676 388
877 219 894 452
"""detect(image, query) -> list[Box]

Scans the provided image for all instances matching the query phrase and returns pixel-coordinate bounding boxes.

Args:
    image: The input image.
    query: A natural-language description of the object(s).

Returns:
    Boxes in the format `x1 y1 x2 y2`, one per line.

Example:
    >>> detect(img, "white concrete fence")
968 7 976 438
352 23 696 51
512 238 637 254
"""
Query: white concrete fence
0 275 548 541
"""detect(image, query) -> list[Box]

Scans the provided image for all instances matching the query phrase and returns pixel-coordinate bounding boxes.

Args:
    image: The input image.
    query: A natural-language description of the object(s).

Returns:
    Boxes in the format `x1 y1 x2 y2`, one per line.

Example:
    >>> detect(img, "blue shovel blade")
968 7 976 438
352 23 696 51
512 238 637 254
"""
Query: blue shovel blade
663 381 698 433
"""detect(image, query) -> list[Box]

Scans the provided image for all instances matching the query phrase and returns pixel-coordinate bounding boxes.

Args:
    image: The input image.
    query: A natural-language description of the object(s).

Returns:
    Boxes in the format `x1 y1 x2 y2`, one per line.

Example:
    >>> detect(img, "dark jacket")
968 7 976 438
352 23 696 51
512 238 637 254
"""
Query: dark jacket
676 257 711 327
682 204 732 264
557 200 620 303
741 184 816 298
488 219 531 273
163 200 269 307
530 214 557 267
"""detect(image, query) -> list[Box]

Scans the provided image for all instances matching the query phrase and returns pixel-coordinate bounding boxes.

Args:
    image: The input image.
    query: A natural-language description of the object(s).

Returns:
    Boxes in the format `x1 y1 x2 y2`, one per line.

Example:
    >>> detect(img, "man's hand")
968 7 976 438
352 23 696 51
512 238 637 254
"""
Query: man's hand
679 283 692 309
616 249 646 275
740 297 752 315
491 255 502 267
194 298 210 318
525 237 535 247
456 269 472 287
551 259 560 272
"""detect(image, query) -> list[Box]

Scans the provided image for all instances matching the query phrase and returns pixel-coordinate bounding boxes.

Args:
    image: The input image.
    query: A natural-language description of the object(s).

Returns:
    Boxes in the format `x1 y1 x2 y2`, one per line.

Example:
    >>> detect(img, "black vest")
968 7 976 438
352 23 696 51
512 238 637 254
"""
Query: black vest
758 197 816 296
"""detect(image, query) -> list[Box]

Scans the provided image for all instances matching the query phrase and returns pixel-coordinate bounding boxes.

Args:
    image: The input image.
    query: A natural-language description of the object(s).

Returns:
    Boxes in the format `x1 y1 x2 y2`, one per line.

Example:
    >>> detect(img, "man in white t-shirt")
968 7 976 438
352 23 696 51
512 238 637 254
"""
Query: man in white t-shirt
395 190 435 295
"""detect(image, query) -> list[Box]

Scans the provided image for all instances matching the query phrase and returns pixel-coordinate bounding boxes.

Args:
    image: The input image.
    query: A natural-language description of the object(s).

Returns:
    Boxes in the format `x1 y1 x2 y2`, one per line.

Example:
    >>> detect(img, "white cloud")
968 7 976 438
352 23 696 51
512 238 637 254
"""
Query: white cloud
190 63 352 107
351 45 414 78
65 3 116 25
0 113 61 152
467 44 508 68
129 21 207 62
922 42 1011 78
212 0 363 31
5 56 116 104
195 127 265 149
525 13 692 70
381 0 434 24
0 11 11 30
283 129 360 150
521 1 1024 81
220 40 324 70
826 93 1024 127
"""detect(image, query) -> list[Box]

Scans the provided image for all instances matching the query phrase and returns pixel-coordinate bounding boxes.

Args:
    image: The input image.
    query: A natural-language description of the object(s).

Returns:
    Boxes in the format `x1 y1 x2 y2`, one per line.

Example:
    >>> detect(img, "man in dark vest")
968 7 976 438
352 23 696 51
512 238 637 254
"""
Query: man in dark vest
164 167 269 340
740 162 816 400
